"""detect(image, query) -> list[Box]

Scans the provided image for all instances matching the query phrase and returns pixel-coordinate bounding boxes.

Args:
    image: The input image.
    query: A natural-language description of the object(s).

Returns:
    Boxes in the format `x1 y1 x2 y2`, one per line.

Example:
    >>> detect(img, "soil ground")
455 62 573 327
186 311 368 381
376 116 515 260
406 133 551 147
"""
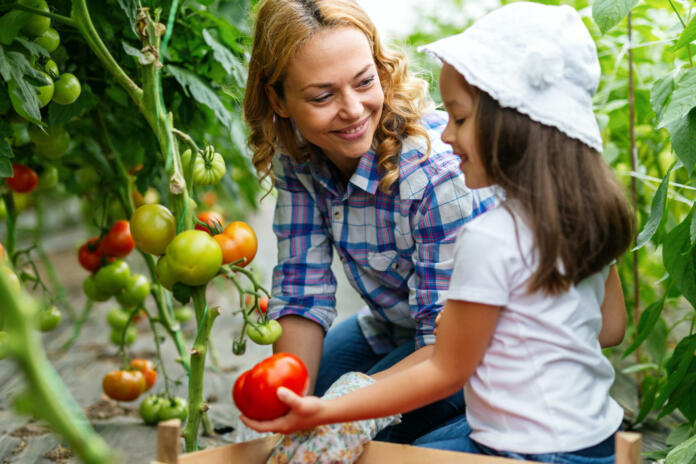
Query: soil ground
0 195 677 463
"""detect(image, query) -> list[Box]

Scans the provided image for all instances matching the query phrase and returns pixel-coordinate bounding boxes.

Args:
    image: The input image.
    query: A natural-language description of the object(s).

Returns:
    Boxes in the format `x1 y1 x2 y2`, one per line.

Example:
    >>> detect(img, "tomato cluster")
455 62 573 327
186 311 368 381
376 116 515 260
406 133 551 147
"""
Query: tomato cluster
102 358 157 402
233 353 309 421
213 221 258 267
78 220 135 274
139 395 188 425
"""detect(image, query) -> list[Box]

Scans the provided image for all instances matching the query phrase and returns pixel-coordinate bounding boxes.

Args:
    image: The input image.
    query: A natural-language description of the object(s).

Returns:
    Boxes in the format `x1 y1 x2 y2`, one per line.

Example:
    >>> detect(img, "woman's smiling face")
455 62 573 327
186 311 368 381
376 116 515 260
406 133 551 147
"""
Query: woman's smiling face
267 26 384 179
439 63 491 190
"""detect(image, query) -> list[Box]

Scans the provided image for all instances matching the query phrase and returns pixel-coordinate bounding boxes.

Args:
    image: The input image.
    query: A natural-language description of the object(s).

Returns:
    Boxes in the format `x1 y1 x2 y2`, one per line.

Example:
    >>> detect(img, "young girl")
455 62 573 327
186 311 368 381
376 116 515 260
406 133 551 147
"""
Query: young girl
243 0 498 443
242 2 635 462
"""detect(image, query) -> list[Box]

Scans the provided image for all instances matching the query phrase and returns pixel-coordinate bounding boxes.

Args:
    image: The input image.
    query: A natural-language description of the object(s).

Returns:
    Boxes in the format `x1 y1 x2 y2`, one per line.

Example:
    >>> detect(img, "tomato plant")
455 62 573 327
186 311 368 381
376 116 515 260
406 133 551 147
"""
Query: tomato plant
130 204 176 256
6 164 39 193
102 369 146 402
232 353 309 421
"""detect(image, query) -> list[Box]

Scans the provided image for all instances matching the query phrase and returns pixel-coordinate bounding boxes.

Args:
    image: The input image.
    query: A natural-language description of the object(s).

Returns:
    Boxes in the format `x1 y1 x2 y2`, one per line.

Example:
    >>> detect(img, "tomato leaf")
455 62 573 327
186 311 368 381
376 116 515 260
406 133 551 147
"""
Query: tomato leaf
47 87 99 127
117 0 140 37
633 374 659 425
691 210 696 246
665 430 696 464
675 15 696 51
202 29 246 87
122 41 144 59
650 72 676 122
0 140 13 178
15 37 49 58
168 65 233 132
0 11 30 46
622 297 665 358
634 165 672 250
592 0 639 34
656 334 696 408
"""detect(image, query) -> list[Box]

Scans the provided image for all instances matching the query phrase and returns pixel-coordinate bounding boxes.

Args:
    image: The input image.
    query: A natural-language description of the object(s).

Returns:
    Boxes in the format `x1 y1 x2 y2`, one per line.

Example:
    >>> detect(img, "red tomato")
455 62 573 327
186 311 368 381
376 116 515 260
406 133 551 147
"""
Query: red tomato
221 221 258 267
0 243 5 263
7 164 39 193
102 369 147 402
131 358 157 391
78 237 106 273
101 220 135 258
232 352 308 420
195 211 224 234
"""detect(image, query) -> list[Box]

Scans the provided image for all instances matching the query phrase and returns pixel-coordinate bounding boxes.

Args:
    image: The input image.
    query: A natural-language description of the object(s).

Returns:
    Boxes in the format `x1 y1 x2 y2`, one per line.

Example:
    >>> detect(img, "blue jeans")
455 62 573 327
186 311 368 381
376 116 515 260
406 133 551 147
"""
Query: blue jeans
414 414 617 463
314 314 465 444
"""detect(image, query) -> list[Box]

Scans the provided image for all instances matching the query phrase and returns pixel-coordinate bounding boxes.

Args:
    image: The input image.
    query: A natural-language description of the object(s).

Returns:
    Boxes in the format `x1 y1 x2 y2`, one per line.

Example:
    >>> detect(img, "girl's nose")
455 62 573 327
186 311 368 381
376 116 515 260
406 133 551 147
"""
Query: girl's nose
441 122 454 145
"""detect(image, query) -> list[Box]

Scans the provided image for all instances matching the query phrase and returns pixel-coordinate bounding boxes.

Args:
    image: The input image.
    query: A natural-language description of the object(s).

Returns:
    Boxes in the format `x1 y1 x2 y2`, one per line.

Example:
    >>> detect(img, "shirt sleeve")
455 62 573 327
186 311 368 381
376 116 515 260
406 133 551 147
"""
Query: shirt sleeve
446 222 512 307
408 157 488 348
267 155 337 331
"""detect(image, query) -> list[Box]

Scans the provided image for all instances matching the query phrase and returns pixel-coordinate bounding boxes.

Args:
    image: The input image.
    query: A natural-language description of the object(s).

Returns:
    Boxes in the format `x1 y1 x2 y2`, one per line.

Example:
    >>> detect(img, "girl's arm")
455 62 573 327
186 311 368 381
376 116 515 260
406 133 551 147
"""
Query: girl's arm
598 265 626 348
241 300 501 434
273 315 325 393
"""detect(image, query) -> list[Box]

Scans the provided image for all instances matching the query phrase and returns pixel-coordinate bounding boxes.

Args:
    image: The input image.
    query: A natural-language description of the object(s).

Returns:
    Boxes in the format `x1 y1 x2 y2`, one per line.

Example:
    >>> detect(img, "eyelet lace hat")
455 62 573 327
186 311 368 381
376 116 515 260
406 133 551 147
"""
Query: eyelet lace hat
418 2 603 152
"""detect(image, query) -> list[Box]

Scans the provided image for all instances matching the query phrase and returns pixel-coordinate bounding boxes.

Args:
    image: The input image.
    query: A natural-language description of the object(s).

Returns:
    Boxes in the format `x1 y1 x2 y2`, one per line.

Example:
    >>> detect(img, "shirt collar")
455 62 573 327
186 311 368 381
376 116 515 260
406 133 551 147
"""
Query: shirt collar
304 147 381 197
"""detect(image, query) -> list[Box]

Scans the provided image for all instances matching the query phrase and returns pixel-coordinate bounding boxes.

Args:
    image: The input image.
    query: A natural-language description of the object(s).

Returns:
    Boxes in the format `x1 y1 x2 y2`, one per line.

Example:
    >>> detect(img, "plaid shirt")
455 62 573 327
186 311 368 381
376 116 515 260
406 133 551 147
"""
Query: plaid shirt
268 111 499 353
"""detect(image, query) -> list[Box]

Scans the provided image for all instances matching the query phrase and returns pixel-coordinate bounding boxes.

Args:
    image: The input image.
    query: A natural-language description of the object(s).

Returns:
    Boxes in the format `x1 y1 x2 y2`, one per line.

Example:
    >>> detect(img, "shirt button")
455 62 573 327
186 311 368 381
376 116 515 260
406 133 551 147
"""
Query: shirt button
392 262 398 270
333 210 341 219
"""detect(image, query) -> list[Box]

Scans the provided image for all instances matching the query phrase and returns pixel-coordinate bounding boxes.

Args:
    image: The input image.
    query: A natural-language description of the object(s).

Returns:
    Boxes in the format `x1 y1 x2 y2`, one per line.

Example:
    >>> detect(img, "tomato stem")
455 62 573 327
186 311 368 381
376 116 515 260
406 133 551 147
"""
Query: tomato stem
2 3 76 27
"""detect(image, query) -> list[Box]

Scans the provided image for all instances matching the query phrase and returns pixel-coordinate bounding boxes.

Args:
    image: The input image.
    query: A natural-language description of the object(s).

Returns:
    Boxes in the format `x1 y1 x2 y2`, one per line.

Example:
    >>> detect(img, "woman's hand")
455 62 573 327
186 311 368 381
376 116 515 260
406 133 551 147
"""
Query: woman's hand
240 387 325 434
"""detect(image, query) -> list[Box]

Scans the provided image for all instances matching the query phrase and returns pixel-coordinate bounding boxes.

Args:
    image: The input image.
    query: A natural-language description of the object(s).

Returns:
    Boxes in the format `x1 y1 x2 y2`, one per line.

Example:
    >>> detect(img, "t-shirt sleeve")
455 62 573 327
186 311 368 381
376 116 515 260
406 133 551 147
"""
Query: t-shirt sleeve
446 224 512 307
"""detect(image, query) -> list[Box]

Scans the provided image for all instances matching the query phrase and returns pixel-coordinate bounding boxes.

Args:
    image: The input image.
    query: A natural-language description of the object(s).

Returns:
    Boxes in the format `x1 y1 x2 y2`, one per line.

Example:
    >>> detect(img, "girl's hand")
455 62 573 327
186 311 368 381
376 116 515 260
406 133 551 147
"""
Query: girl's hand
240 387 325 434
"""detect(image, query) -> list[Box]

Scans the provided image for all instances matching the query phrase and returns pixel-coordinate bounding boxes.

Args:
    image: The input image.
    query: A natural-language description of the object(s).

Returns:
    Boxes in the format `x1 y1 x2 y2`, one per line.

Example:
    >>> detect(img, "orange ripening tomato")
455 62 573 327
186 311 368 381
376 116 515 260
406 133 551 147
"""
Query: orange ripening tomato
221 221 258 267
131 358 157 391
102 369 147 402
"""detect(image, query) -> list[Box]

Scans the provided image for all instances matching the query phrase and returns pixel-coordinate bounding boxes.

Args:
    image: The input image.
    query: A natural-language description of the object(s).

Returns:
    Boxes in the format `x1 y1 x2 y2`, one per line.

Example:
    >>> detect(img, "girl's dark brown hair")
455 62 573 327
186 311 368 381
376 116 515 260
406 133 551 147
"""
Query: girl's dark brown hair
473 90 635 294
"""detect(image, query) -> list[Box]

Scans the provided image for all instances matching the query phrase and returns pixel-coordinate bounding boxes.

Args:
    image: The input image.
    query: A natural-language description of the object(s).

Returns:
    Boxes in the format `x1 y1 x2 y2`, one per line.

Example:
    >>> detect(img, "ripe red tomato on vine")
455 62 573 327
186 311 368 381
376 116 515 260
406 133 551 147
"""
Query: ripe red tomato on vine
101 220 135 258
6 164 39 193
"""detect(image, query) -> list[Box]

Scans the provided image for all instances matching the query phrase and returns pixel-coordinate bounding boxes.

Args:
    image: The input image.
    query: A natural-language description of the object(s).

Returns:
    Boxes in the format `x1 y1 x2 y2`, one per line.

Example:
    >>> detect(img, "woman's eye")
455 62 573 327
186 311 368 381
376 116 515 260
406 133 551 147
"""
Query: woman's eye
311 93 331 103
358 76 375 87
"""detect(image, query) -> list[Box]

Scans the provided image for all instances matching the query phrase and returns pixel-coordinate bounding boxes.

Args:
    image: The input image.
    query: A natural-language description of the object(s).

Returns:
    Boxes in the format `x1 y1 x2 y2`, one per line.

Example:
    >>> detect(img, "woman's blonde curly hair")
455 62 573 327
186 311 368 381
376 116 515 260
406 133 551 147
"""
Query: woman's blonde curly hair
244 0 433 193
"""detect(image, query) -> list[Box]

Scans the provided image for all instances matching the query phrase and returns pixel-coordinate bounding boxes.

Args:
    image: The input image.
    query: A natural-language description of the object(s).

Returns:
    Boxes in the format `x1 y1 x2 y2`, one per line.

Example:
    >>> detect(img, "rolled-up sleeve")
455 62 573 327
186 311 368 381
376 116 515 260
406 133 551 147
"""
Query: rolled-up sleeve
267 156 337 331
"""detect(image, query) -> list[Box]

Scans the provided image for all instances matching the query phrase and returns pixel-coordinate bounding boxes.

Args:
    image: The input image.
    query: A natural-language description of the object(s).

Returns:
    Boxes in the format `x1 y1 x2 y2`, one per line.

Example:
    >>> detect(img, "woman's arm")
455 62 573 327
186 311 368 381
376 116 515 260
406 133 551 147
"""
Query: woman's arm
273 315 325 393
242 299 501 434
598 265 626 348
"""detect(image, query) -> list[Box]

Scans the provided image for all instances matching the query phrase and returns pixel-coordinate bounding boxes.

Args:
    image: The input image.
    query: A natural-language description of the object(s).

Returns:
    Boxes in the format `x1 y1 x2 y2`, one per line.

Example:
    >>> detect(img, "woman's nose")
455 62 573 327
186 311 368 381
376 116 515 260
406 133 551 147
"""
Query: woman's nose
339 91 362 120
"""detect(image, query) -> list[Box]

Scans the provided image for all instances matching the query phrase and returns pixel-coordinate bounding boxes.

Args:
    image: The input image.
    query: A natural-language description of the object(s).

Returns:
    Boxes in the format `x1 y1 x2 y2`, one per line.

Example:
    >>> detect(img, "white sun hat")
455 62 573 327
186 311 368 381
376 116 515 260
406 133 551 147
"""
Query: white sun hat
418 1 603 153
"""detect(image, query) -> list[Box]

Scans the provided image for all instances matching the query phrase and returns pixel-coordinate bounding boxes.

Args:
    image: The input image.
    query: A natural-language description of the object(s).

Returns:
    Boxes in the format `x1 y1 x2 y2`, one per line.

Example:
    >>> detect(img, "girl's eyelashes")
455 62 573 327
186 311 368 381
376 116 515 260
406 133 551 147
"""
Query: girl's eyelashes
454 117 466 126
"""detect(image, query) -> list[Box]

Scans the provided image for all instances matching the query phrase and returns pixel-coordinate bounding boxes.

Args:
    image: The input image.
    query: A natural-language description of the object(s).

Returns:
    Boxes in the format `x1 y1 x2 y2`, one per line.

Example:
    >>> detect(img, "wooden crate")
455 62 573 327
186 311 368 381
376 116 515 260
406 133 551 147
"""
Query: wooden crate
152 419 642 464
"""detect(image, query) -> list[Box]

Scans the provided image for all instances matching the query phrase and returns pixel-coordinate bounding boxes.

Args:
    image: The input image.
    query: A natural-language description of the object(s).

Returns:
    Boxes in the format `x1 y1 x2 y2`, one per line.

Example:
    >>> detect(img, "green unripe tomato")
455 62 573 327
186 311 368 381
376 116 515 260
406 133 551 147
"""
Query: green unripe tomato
44 59 59 79
115 273 150 306
52 73 81 105
82 275 111 302
38 164 58 189
19 0 50 36
28 124 70 159
173 306 194 323
110 325 137 346
130 204 176 255
165 230 222 286
39 305 62 331
246 319 282 345
155 256 177 291
36 71 54 108
34 27 60 53
106 307 130 331
157 396 188 422
94 259 130 294
139 395 166 425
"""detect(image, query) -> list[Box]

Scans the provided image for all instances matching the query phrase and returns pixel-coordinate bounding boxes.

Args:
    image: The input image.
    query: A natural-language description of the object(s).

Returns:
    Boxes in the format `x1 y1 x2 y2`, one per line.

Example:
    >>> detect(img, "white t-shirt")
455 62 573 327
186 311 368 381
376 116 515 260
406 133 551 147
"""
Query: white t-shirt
446 204 623 454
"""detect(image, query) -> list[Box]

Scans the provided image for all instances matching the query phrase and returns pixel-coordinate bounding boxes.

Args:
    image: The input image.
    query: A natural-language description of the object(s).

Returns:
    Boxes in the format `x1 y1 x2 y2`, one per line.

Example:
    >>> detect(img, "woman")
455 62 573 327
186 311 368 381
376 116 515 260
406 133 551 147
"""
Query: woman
243 0 498 443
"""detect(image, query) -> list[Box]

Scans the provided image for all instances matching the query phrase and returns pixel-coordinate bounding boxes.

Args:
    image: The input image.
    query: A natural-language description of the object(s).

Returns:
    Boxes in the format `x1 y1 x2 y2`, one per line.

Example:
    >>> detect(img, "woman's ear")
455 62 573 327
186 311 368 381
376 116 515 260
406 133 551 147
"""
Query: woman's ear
265 84 290 119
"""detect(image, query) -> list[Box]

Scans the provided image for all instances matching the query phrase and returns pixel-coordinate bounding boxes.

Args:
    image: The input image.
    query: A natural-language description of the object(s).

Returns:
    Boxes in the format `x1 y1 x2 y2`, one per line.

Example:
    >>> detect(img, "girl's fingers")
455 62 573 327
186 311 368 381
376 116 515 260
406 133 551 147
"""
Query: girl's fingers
277 386 301 406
